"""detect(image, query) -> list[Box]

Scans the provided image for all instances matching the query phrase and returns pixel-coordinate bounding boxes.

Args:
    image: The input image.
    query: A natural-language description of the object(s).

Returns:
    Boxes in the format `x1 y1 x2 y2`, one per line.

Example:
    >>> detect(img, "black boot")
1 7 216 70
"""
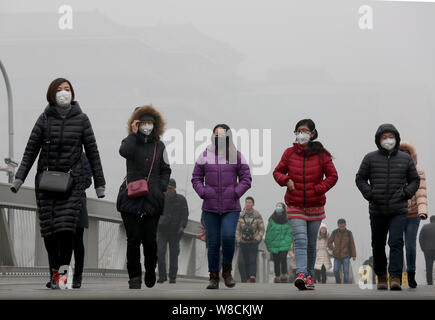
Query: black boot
408 272 417 288
128 276 142 289
72 274 82 289
144 269 156 288
157 276 167 284
222 264 236 288
206 272 220 289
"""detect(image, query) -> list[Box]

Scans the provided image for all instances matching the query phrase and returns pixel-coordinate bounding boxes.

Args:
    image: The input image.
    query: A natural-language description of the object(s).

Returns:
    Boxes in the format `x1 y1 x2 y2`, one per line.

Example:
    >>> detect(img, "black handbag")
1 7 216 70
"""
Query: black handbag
38 170 73 193
37 115 74 193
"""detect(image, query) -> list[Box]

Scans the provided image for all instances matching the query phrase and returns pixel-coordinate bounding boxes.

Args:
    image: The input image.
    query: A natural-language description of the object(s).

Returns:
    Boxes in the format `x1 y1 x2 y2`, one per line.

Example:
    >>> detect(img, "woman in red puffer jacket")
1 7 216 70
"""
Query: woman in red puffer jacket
273 119 338 291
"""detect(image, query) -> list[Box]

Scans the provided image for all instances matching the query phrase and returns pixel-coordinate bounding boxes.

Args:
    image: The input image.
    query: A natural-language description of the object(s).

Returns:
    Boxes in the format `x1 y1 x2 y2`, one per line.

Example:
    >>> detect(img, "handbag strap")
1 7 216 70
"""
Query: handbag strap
125 142 158 185
146 142 158 182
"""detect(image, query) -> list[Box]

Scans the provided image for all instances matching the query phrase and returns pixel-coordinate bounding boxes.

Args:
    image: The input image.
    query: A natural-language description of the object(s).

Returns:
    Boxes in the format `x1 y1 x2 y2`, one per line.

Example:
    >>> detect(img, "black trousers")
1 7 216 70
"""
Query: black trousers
121 212 160 279
73 228 85 275
271 251 288 277
48 228 85 278
315 264 327 284
157 232 181 280
370 213 407 278
424 251 435 285
239 242 259 278
44 231 74 271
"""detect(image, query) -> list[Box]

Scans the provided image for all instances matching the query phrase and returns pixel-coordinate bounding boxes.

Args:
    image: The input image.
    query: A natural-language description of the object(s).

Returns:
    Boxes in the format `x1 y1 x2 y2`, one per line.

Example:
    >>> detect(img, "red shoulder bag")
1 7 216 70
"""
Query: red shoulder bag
127 142 157 198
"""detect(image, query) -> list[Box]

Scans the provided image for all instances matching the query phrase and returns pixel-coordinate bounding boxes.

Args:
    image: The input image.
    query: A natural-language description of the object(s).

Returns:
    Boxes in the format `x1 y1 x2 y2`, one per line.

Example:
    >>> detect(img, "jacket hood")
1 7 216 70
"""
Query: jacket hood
44 101 82 118
399 141 418 165
270 203 288 224
375 124 401 154
127 105 166 141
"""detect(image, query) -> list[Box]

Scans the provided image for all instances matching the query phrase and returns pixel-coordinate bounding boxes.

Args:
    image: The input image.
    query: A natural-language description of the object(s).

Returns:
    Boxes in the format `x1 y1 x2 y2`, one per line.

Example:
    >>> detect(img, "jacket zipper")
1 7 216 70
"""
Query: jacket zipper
303 153 306 207
386 154 391 213
217 152 221 213
50 117 67 232
57 117 67 170
338 231 343 258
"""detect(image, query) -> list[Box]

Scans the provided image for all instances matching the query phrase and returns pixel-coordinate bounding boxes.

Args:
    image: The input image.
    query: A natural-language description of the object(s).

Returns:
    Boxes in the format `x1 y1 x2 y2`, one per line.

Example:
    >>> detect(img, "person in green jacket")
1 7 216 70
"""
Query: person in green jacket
265 202 293 283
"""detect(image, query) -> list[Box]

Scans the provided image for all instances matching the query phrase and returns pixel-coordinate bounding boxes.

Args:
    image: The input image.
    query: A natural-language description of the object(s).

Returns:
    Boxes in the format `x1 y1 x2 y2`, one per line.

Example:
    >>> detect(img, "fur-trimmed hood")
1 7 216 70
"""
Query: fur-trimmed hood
399 141 418 165
127 105 166 141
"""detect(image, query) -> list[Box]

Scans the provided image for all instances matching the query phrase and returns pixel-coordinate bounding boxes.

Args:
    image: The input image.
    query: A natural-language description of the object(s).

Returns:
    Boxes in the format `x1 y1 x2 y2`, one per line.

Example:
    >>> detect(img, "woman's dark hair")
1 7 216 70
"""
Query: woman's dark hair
212 123 237 163
294 119 332 157
46 78 75 106
276 202 286 212
213 123 230 134
269 202 287 222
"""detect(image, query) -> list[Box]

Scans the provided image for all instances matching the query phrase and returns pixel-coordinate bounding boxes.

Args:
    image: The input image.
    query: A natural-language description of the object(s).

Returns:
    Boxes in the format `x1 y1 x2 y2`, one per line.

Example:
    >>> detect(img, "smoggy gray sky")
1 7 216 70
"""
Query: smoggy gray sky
1 0 434 281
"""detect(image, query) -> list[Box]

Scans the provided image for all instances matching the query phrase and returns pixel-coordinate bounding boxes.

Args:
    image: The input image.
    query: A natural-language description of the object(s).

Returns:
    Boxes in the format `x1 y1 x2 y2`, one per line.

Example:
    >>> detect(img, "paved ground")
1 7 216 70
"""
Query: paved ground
0 276 434 300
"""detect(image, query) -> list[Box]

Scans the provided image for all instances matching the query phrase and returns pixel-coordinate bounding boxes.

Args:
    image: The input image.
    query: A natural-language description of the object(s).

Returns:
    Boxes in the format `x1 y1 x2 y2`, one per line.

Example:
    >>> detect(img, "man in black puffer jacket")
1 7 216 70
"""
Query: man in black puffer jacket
356 124 420 291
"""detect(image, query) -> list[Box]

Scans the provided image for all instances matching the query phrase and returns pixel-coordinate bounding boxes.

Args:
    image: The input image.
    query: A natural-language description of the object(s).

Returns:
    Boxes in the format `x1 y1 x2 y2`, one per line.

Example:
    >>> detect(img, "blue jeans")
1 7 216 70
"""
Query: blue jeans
404 217 420 273
289 218 321 277
334 257 350 284
203 211 240 272
370 213 407 278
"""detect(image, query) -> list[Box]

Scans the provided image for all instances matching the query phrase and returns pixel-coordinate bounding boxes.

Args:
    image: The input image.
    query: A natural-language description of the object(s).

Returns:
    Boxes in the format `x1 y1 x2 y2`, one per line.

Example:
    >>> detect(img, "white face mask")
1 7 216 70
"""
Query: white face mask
296 132 311 145
139 123 154 136
55 90 72 107
381 138 396 151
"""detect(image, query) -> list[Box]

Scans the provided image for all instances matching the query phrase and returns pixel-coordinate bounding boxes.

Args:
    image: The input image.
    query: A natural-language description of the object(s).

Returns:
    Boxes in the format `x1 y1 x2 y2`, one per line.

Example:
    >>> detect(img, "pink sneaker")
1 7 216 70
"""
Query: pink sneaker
294 273 307 291
305 275 315 290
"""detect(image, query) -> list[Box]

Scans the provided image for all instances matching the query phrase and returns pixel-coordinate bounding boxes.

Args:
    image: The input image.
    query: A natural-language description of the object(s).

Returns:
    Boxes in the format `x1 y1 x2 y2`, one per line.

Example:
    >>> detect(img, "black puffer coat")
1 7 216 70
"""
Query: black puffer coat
419 216 435 252
116 105 171 217
158 191 189 233
15 102 105 236
355 124 420 216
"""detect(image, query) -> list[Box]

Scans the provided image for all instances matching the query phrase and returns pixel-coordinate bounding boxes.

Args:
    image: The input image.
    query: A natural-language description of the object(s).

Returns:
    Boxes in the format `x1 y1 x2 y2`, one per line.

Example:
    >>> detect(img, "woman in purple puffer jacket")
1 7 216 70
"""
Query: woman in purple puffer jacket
192 124 252 289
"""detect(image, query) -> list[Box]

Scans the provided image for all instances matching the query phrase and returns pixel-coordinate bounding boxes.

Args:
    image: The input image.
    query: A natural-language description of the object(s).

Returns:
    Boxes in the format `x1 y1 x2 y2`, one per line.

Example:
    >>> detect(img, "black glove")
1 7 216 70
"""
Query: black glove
10 179 23 193
178 227 184 236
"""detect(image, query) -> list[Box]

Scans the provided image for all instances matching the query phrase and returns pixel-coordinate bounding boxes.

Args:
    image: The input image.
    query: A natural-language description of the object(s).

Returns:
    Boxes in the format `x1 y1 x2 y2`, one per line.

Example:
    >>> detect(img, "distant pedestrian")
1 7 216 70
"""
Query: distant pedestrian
264 202 293 283
157 178 189 284
236 197 265 283
419 216 435 285
328 219 356 284
314 224 332 284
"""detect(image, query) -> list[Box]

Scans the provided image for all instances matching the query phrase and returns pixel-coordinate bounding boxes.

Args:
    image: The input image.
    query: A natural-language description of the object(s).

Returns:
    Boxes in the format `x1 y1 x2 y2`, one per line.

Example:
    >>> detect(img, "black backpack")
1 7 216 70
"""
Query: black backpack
241 214 256 242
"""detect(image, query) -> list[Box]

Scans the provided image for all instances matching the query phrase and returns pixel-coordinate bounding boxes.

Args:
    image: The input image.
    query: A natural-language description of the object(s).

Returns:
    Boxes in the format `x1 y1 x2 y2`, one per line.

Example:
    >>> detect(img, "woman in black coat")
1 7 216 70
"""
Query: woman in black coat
45 152 92 289
116 105 171 289
11 78 106 289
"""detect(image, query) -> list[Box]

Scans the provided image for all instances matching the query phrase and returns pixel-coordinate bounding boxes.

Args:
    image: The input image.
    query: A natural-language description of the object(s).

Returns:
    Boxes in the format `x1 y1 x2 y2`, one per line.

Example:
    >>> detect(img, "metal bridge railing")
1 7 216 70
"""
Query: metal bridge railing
0 182 270 282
